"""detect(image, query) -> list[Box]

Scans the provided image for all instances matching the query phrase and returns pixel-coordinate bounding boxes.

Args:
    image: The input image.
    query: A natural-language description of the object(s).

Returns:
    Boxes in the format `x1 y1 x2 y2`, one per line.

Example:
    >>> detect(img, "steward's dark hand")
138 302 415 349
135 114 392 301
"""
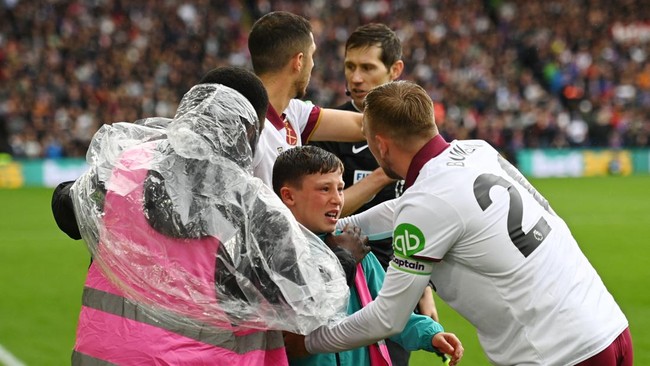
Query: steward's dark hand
283 332 309 359
324 224 370 263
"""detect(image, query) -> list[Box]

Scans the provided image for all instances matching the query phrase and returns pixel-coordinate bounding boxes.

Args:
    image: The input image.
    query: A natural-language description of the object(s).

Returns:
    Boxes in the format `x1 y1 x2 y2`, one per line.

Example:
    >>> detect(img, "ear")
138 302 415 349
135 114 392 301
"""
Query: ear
291 52 304 73
280 186 296 206
389 60 404 81
374 134 390 159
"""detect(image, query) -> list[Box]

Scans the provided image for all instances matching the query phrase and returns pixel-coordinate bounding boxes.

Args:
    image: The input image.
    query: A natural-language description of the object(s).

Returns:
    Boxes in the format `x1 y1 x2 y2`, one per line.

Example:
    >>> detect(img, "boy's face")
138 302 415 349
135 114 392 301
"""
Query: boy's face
282 169 344 235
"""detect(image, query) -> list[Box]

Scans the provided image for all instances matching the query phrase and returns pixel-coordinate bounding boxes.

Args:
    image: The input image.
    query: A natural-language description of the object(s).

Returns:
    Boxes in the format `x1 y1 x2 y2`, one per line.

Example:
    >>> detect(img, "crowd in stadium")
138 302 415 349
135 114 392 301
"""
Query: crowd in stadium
2 0 650 164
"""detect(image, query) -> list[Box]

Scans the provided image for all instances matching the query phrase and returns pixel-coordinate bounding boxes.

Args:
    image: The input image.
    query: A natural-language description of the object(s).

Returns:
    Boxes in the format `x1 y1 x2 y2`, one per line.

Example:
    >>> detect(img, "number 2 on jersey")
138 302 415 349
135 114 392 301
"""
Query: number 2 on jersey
473 173 552 257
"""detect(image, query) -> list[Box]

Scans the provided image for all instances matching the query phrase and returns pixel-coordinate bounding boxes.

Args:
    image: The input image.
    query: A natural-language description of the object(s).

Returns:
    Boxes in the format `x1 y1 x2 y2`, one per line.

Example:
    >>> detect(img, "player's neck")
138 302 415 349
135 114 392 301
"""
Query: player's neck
260 74 292 115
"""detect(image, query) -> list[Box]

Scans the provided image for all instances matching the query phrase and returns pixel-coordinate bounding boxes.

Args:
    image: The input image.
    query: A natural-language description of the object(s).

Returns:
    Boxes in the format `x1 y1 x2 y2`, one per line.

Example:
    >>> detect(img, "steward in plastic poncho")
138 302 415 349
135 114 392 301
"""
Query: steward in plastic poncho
69 78 349 365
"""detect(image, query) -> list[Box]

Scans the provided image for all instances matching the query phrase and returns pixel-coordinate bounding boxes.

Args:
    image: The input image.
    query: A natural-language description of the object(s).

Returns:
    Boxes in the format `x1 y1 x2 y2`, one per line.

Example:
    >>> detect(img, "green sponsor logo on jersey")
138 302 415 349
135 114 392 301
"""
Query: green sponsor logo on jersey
393 223 425 257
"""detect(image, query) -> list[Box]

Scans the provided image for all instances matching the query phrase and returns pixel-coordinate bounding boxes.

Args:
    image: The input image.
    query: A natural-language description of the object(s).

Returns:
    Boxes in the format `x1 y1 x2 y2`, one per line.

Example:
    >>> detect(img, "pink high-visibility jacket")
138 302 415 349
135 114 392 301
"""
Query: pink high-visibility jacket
72 143 288 365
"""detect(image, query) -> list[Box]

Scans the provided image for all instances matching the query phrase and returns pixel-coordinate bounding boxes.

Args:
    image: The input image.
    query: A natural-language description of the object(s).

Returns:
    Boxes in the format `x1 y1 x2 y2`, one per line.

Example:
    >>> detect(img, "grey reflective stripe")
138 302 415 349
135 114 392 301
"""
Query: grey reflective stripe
71 351 116 366
81 286 284 353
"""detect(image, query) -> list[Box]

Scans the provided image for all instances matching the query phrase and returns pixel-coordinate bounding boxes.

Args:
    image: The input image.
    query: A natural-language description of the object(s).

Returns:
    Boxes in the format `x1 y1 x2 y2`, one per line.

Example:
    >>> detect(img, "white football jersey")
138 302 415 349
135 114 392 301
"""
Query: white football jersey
308 138 628 366
253 99 321 186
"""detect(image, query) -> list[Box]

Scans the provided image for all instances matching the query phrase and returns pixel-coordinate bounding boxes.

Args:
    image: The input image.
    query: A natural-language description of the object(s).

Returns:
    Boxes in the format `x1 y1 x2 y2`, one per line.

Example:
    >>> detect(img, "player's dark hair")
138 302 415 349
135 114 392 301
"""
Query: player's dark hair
346 23 402 69
198 66 268 129
248 11 313 75
272 146 344 197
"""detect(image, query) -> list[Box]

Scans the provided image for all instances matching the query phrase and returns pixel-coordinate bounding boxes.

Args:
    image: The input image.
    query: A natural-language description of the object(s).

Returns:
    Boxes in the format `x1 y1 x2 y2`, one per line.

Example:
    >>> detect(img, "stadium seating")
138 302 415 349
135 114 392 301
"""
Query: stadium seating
2 0 649 163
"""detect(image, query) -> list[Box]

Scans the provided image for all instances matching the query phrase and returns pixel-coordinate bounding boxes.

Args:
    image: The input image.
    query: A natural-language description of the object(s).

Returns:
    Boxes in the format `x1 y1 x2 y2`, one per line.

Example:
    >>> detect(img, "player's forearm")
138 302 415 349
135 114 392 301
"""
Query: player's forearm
305 269 430 353
312 109 365 142
337 199 396 241
341 169 394 217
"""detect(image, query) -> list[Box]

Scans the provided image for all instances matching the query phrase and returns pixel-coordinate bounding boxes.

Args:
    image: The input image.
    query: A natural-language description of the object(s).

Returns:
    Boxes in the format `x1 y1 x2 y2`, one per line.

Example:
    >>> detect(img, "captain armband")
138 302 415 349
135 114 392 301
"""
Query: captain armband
390 253 433 276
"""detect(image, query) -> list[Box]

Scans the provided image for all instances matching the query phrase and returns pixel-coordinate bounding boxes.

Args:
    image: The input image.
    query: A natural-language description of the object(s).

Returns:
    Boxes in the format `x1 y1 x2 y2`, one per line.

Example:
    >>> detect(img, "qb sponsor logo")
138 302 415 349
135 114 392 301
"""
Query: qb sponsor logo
393 223 425 257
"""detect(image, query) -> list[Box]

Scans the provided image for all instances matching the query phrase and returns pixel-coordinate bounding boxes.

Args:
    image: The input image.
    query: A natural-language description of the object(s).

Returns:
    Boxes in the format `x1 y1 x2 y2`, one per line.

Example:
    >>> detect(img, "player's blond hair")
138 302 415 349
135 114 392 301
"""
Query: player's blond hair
364 81 437 147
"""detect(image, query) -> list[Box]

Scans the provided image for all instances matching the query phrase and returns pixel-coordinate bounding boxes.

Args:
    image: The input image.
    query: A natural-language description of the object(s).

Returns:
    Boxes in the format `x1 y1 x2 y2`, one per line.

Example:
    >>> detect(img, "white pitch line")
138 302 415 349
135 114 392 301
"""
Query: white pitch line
0 344 25 366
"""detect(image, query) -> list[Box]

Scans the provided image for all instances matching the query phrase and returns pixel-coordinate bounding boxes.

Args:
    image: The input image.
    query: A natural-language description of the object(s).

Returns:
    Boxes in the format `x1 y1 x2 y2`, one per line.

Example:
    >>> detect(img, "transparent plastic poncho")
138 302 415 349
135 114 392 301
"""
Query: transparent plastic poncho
71 84 349 334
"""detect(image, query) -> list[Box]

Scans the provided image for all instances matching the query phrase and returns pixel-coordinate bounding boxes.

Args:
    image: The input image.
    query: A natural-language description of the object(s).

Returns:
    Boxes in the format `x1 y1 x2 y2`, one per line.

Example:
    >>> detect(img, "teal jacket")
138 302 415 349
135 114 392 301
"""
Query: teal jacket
290 251 443 366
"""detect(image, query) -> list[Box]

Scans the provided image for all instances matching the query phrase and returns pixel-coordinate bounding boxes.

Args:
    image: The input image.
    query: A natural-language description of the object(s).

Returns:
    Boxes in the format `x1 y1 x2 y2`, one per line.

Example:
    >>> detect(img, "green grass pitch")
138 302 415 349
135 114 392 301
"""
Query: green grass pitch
1 176 648 365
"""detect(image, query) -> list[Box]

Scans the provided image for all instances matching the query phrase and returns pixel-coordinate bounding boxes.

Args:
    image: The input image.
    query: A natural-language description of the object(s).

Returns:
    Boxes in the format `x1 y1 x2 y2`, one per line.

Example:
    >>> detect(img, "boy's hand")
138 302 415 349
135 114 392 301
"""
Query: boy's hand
325 225 370 263
432 332 463 366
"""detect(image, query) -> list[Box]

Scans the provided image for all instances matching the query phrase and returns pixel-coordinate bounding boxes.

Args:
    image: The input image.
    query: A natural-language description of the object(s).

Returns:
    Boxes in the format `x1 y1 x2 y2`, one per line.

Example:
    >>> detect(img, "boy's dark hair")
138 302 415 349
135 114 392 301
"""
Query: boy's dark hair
346 23 402 70
198 66 269 129
248 11 313 75
272 146 344 197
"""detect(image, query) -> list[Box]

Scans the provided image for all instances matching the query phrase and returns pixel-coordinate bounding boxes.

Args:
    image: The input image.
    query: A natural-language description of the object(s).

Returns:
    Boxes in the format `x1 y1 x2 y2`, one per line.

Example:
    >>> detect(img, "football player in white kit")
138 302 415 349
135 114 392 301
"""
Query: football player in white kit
248 11 368 187
285 81 632 366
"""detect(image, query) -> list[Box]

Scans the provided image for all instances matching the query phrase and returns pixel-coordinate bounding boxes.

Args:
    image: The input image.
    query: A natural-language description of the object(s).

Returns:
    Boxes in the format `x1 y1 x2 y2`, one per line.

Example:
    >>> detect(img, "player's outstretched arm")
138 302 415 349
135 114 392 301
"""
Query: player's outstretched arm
310 108 364 142
337 198 397 239
340 167 395 217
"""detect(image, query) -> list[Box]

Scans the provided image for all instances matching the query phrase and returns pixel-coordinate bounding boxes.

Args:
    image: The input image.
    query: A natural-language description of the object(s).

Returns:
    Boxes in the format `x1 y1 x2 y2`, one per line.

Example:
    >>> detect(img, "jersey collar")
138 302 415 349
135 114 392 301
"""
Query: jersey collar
350 100 363 113
266 103 285 130
404 134 450 189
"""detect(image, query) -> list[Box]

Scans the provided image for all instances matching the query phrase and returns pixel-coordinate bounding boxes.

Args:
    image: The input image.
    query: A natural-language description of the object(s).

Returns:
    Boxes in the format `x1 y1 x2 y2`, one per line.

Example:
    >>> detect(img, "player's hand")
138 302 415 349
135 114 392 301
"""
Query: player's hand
325 224 370 263
432 332 463 366
283 331 309 359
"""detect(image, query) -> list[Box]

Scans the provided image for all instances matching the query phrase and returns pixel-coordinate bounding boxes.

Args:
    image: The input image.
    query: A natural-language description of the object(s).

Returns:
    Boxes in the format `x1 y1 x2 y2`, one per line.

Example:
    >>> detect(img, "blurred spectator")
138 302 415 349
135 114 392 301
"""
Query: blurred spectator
2 0 650 162
0 115 11 154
